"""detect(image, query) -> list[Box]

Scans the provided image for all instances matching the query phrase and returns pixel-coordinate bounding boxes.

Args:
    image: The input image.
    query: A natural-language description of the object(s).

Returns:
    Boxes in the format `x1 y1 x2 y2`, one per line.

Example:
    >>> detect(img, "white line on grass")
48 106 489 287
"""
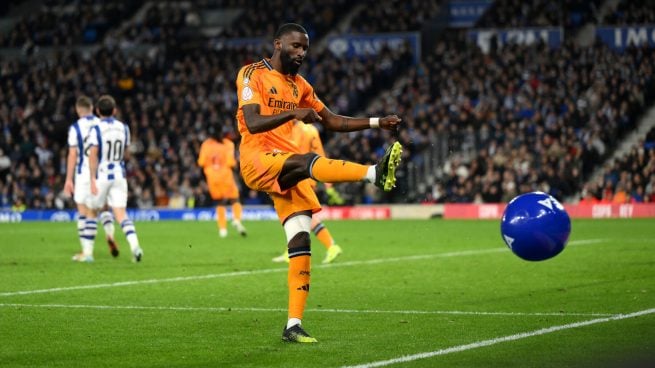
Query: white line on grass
342 307 655 368
0 239 606 297
0 303 613 317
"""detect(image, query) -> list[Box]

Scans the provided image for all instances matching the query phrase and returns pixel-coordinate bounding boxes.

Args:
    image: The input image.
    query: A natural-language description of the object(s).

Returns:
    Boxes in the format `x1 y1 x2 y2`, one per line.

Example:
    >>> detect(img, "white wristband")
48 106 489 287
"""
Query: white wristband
369 117 380 128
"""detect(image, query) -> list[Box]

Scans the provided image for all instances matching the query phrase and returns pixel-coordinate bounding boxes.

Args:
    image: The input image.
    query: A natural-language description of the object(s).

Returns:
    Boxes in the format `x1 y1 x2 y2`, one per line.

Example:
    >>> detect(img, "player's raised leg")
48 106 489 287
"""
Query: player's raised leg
280 142 403 192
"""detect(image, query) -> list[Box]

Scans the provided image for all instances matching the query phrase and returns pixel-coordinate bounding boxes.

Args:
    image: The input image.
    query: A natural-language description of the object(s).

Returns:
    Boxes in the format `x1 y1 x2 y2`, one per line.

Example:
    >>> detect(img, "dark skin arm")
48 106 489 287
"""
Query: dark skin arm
242 104 320 134
242 104 401 133
317 105 401 132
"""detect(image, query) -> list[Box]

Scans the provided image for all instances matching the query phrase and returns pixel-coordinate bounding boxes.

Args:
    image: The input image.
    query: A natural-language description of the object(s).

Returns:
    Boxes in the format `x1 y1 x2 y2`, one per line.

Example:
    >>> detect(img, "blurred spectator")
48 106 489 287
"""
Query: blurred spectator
0 148 10 174
11 196 26 212
137 188 155 209
243 189 265 205
168 185 186 209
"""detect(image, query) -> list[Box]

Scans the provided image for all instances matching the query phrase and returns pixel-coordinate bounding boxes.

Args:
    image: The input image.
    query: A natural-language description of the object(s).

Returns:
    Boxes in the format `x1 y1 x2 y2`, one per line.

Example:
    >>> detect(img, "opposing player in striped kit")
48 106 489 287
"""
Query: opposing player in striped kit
86 95 144 262
65 95 119 262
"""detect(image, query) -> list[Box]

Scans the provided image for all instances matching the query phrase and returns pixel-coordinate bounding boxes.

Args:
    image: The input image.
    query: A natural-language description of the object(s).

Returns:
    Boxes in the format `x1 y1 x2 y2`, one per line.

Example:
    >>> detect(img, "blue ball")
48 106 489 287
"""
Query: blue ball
500 192 571 261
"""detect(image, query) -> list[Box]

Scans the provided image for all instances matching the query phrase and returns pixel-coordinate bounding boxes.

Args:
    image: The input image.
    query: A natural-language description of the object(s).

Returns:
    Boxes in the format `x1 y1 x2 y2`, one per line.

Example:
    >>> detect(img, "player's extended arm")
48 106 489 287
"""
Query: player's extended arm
317 106 401 132
242 104 322 133
64 147 78 196
88 146 99 195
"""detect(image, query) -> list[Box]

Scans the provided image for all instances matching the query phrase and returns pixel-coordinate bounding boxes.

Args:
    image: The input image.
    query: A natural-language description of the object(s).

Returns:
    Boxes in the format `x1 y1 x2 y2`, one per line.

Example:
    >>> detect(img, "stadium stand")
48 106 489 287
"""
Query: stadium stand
602 0 655 25
345 0 442 34
0 1 141 47
476 0 602 30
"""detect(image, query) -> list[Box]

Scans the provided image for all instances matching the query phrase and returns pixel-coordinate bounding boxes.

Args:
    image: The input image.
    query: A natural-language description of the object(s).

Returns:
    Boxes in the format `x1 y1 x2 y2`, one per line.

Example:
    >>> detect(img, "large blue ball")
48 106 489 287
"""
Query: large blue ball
500 192 571 261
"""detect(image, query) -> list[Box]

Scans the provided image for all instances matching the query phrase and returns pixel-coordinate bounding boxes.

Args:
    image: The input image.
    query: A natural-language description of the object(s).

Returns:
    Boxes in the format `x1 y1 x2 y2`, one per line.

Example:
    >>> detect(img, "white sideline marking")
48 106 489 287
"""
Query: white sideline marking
0 303 613 317
342 308 655 368
0 239 605 297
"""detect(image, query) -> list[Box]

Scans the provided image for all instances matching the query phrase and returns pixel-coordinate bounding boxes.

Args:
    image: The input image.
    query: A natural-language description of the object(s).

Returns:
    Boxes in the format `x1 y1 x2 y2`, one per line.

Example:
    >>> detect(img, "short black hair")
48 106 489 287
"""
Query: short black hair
274 23 308 39
207 123 222 141
96 95 116 117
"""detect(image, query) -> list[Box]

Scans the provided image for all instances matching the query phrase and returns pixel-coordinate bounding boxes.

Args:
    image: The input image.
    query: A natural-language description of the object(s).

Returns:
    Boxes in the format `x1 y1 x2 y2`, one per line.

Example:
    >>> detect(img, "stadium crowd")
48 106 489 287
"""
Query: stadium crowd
478 0 604 29
0 1 141 47
1 0 655 210
602 0 655 25
581 141 655 204
418 36 655 204
0 34 415 210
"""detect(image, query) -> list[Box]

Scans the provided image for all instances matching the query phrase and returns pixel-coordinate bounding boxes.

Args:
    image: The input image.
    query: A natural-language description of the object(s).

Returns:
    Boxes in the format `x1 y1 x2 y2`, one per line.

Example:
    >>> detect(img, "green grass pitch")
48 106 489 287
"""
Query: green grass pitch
1 219 654 367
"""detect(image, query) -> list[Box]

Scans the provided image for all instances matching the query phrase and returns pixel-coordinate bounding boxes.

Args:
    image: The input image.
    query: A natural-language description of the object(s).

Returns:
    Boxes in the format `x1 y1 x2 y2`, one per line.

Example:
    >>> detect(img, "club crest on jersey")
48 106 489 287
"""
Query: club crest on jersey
242 86 253 101
286 81 298 98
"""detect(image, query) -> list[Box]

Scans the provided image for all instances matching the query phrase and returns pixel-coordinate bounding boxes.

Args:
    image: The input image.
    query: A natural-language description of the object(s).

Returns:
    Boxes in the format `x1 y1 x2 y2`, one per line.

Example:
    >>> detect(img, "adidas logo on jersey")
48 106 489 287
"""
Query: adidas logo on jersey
269 86 278 94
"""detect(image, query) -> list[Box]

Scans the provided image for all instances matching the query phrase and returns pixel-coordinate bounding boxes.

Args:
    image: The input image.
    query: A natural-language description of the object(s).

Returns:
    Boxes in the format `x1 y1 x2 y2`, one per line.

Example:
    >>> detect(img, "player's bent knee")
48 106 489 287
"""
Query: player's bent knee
288 231 310 249
284 214 312 249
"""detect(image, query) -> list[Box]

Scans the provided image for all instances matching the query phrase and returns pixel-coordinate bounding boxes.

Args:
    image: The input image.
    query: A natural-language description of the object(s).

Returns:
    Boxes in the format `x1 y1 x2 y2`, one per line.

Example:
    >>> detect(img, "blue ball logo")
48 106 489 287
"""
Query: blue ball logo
500 192 572 261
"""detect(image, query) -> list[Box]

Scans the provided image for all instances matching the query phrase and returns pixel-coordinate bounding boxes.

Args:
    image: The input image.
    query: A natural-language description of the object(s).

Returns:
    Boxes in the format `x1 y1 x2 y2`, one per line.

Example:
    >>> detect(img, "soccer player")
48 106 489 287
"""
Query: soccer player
64 95 119 262
197 124 247 238
87 95 144 262
272 119 343 264
235 23 403 343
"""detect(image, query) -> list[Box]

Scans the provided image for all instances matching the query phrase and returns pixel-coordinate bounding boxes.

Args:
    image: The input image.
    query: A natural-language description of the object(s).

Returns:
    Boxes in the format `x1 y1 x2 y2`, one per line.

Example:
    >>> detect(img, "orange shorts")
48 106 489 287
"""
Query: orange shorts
207 180 239 200
241 151 321 223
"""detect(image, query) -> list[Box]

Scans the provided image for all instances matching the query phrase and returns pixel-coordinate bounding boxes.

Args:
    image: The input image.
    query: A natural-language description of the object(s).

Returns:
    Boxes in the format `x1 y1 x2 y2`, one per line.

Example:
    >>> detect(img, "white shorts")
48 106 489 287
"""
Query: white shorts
74 177 91 205
87 178 128 209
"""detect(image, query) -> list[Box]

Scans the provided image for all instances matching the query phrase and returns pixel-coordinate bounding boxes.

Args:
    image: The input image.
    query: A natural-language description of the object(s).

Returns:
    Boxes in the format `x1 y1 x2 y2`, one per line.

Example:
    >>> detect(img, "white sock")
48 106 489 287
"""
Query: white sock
99 211 115 240
121 219 140 252
126 233 140 252
365 165 376 182
82 218 97 256
77 216 86 248
286 318 301 329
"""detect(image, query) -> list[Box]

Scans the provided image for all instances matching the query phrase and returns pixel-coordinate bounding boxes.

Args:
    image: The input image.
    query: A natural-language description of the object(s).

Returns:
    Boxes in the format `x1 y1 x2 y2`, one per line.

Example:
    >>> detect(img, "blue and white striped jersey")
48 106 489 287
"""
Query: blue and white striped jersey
88 117 130 180
67 114 101 178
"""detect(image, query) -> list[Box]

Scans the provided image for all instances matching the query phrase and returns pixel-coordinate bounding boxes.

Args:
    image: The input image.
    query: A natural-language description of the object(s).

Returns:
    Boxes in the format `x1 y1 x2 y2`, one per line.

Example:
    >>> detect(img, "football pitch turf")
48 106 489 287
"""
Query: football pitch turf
0 218 653 367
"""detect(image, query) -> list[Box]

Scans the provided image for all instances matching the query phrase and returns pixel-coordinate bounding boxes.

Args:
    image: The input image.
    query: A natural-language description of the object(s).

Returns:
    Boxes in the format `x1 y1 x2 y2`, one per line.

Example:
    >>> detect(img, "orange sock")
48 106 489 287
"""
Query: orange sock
288 251 311 320
313 223 334 250
310 157 368 183
216 206 227 230
231 202 243 222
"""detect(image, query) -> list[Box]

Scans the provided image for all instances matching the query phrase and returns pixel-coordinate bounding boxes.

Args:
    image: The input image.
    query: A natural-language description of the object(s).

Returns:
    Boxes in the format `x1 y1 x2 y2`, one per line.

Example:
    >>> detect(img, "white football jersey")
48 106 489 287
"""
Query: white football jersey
88 117 130 181
67 114 101 179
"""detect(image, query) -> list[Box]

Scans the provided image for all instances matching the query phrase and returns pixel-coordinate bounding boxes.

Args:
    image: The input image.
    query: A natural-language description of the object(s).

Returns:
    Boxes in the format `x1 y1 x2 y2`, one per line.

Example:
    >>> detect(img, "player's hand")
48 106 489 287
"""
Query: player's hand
293 108 322 124
380 115 402 131
90 181 98 195
63 179 74 197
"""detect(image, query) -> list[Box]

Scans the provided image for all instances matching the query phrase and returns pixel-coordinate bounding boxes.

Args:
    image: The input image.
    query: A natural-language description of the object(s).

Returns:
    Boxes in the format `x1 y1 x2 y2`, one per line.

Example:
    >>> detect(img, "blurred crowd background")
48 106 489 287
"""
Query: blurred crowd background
1 0 654 210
